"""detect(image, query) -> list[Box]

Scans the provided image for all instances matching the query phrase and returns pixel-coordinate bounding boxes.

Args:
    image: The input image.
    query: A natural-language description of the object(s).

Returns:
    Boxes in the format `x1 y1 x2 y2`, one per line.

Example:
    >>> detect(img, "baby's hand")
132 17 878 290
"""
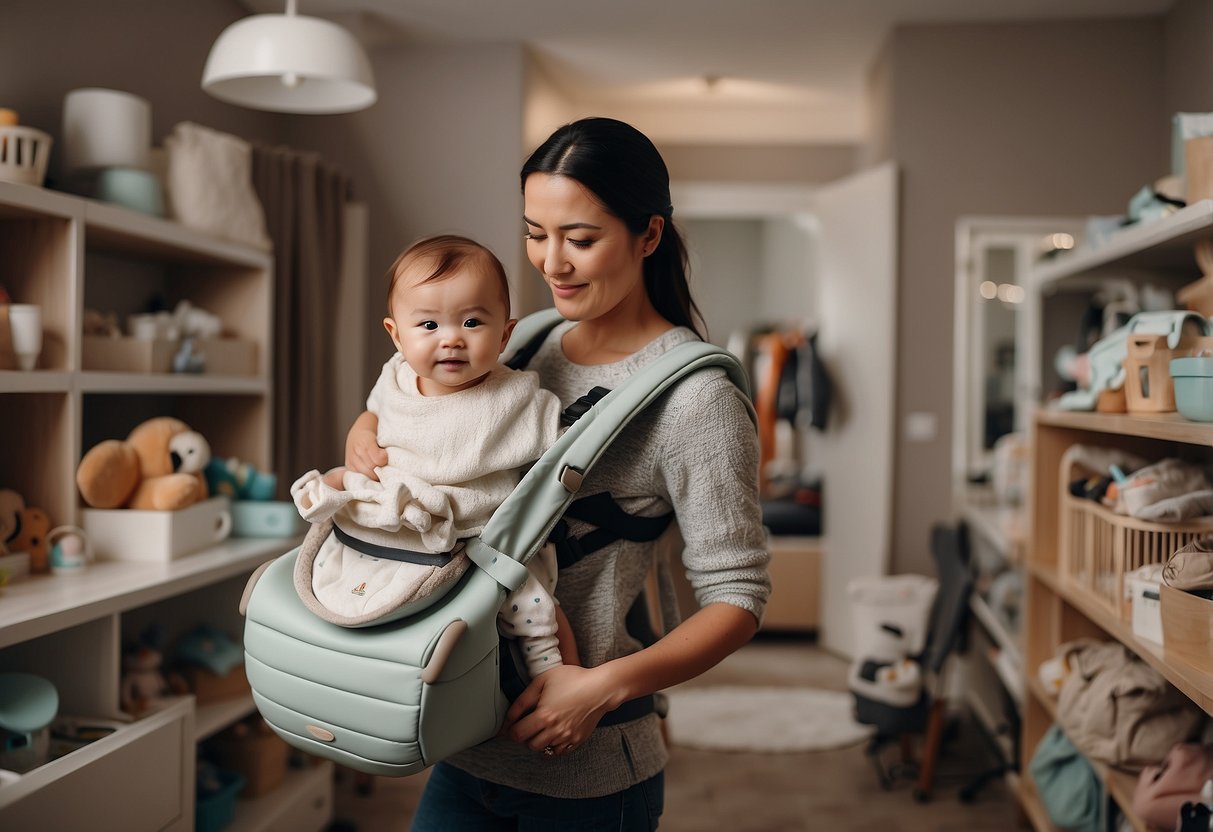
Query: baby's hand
345 414 387 479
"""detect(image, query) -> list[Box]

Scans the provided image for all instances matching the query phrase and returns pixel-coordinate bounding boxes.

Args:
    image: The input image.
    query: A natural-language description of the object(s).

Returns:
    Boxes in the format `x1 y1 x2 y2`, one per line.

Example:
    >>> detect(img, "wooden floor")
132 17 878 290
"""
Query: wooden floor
330 638 1025 831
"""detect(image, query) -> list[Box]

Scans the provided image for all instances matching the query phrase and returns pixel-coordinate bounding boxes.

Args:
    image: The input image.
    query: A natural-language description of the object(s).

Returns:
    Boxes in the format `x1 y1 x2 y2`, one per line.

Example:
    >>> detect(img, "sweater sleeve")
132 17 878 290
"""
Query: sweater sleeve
656 370 770 622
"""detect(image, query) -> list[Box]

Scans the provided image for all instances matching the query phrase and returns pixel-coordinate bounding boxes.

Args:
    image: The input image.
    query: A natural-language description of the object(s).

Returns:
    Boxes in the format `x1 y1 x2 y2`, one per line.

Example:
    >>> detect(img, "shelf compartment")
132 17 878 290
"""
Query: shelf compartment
0 696 194 831
229 759 333 832
1031 562 1213 717
195 693 257 743
83 200 270 271
0 211 77 373
0 391 78 529
82 392 272 475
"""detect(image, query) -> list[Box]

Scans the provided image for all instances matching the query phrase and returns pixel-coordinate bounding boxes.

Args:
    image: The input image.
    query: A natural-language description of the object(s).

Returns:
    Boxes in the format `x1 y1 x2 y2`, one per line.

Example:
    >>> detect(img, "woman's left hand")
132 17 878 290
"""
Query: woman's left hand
502 664 616 757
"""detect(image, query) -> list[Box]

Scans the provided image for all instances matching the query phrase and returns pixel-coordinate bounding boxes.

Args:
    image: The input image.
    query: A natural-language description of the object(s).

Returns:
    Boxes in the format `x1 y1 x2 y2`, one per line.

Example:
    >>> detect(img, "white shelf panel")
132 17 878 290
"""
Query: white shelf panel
78 371 268 395
0 181 79 220
970 594 1023 673
0 536 300 649
1035 199 1213 286
83 200 271 270
195 693 258 742
0 371 73 393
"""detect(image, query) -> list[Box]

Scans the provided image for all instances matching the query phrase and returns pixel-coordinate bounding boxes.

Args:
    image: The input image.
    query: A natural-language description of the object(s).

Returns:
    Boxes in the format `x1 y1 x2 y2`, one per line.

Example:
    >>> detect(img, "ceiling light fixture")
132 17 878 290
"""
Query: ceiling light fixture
202 0 376 114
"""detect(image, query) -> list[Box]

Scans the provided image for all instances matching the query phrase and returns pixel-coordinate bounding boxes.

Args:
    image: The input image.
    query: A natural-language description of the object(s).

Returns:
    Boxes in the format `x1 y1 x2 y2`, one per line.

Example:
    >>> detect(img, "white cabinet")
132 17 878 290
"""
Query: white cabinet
0 181 325 829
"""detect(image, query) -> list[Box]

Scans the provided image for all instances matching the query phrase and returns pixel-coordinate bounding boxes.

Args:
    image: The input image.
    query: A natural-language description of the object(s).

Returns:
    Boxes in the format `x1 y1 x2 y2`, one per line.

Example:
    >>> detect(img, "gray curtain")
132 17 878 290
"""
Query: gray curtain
251 146 350 494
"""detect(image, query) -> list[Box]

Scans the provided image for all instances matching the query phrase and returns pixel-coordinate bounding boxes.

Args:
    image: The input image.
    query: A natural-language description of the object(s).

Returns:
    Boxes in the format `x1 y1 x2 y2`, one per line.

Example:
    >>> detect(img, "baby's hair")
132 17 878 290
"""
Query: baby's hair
386 234 511 318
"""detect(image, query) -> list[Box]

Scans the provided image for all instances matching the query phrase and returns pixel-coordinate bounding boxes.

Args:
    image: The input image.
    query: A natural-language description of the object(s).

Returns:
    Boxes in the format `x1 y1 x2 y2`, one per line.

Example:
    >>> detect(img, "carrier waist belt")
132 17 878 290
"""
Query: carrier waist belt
332 524 457 567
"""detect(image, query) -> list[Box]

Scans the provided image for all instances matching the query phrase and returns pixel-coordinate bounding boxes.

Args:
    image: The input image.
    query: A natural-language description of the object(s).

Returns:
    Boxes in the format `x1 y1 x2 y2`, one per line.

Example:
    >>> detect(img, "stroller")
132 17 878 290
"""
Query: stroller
847 524 973 800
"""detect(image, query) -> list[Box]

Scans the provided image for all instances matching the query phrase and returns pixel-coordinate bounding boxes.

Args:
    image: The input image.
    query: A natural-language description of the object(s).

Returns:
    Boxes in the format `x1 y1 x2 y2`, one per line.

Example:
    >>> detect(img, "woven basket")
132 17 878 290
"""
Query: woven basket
1058 447 1213 621
0 126 52 187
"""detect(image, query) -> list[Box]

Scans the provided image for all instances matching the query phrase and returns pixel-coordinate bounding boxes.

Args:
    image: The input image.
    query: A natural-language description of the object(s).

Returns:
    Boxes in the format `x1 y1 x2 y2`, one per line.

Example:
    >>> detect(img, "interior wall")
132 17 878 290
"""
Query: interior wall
662 144 859 185
282 43 529 393
683 219 764 347
0 0 284 184
1164 0 1213 115
880 18 1168 576
759 217 816 327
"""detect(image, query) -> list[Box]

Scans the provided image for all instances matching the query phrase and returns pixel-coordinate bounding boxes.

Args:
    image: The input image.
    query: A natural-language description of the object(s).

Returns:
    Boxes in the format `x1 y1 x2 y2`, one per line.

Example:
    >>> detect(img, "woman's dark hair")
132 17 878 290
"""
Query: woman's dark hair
521 117 705 339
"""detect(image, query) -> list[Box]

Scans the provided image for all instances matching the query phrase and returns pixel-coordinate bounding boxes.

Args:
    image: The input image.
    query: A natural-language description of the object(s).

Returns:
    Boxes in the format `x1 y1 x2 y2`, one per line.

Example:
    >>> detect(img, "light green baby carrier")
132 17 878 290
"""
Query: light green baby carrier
239 309 750 776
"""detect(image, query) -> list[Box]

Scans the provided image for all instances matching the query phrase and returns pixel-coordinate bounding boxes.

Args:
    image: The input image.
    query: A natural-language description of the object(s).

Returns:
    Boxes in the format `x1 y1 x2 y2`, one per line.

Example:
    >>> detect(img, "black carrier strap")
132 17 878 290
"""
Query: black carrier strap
332 524 455 567
505 319 562 371
550 492 674 570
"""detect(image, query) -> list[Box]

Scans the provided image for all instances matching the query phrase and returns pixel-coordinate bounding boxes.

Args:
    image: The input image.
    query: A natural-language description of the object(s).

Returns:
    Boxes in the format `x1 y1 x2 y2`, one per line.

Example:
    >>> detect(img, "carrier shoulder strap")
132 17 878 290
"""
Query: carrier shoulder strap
503 307 565 371
465 337 753 590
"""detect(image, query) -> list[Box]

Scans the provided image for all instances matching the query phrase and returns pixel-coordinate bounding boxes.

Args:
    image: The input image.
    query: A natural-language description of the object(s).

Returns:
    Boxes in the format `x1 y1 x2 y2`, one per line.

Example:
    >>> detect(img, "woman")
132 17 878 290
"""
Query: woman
347 117 770 830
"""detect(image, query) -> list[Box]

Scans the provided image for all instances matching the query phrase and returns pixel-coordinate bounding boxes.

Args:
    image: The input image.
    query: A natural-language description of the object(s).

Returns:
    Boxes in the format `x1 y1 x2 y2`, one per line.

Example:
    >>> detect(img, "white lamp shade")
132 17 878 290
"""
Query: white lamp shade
202 14 376 114
62 88 152 171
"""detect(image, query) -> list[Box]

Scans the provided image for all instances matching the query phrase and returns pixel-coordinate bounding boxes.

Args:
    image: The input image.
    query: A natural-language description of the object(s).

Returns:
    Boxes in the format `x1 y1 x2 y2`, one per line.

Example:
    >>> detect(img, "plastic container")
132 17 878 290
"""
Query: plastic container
1125 571 1164 645
1170 356 1213 422
195 768 245 832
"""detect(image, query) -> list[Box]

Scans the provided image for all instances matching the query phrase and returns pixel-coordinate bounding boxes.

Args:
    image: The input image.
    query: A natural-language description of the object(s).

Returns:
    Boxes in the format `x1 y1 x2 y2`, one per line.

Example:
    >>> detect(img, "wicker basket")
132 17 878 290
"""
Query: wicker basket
0 126 52 187
1058 447 1213 621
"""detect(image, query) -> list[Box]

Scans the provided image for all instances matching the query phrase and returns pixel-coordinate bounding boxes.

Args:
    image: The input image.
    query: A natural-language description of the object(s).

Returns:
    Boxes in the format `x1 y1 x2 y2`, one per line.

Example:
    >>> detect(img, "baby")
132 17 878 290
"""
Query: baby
291 234 573 676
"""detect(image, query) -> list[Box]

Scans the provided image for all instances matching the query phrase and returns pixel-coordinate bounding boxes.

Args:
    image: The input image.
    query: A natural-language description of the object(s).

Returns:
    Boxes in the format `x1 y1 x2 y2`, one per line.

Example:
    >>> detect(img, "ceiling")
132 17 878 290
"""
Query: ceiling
247 0 1172 144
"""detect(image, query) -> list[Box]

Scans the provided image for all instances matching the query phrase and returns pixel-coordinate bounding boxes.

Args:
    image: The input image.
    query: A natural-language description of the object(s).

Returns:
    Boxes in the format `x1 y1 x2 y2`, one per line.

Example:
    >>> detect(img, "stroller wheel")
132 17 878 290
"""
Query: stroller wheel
912 786 930 804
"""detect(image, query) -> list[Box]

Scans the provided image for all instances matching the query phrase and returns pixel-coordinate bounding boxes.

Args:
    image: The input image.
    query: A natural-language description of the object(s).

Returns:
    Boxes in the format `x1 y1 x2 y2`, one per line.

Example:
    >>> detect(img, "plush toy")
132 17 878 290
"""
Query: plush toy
0 489 52 573
204 457 277 501
76 417 211 510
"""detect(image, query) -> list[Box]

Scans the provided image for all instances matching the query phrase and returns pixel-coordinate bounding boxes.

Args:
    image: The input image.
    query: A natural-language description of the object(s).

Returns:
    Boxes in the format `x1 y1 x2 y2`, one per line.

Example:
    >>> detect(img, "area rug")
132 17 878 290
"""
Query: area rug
664 685 874 753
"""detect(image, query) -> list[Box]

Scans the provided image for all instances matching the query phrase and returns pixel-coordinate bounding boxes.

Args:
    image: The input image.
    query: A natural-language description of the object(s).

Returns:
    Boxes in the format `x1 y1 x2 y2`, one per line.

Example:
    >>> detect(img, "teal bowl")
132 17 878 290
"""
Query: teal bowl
1170 356 1213 422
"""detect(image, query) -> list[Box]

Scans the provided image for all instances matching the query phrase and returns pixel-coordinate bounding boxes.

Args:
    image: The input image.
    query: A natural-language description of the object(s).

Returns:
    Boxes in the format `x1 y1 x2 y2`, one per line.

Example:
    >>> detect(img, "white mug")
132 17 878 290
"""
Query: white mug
7 304 42 371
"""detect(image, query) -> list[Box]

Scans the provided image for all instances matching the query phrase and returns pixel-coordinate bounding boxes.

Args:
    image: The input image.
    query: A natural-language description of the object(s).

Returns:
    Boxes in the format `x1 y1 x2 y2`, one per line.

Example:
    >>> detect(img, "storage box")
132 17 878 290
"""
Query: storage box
210 719 289 798
1160 582 1213 664
195 768 245 832
82 335 178 373
82 496 231 562
181 665 249 706
81 335 256 376
1125 573 1164 645
230 500 305 538
1124 335 1213 414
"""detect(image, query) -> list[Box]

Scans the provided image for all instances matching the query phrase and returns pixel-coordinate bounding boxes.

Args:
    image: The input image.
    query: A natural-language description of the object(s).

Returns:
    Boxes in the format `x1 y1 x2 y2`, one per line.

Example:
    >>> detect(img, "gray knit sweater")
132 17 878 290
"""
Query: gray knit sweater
447 322 771 799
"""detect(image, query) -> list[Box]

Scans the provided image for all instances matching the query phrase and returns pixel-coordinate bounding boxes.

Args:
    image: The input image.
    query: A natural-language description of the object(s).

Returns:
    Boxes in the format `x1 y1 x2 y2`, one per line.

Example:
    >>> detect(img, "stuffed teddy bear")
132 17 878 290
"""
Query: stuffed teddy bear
76 417 211 510
0 488 52 573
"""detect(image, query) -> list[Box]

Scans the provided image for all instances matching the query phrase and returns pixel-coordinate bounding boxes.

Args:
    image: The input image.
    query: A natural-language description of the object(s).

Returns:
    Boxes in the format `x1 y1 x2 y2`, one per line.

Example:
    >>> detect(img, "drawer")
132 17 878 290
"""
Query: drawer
0 697 192 831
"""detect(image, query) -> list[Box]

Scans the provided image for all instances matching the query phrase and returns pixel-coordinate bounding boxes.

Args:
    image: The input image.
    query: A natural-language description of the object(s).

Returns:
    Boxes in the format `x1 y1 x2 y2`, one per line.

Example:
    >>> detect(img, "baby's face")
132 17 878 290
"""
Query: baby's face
385 266 514 396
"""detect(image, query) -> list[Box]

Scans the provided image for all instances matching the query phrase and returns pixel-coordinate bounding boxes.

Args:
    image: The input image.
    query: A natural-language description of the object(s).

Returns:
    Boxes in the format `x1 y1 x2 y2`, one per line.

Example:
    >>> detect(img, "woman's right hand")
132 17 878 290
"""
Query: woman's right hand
345 411 386 479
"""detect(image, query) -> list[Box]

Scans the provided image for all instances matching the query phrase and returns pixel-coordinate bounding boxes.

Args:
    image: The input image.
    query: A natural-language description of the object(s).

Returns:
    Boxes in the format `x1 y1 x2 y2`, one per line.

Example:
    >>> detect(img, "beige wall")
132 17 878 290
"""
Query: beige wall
876 19 1168 575
282 43 529 393
0 0 284 183
662 144 859 185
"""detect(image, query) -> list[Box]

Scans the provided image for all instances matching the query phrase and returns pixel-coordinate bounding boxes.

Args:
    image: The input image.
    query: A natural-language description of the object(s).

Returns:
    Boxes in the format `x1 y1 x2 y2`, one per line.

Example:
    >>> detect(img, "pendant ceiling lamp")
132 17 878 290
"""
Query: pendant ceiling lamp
202 0 376 114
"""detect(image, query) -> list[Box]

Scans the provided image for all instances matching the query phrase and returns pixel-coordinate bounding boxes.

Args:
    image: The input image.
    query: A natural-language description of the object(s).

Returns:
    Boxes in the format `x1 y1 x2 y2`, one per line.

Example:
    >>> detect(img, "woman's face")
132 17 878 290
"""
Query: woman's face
522 173 662 324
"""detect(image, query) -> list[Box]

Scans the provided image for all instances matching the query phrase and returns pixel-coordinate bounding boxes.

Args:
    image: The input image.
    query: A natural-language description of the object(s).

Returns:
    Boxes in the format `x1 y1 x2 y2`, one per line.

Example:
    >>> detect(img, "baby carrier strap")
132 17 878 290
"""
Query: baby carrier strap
549 492 674 570
504 306 564 371
477 333 753 575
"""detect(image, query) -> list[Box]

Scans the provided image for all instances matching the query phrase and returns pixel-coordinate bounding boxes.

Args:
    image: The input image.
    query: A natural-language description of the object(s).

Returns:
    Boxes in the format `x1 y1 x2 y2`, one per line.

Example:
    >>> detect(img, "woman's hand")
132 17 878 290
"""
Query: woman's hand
345 411 387 479
502 664 618 757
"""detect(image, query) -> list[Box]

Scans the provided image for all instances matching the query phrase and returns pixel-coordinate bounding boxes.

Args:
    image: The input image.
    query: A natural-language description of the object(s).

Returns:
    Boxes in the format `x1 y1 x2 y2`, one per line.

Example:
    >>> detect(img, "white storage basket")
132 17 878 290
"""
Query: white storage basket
0 126 52 187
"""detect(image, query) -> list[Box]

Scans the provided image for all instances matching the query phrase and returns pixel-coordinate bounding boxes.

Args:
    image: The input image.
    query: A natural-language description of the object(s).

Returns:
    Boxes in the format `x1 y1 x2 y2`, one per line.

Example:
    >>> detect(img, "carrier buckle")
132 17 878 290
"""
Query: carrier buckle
559 465 584 493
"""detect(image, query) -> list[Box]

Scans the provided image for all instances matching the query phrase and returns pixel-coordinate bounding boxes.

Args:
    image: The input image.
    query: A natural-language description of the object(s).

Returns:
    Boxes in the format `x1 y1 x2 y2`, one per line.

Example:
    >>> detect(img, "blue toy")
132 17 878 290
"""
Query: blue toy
205 457 277 502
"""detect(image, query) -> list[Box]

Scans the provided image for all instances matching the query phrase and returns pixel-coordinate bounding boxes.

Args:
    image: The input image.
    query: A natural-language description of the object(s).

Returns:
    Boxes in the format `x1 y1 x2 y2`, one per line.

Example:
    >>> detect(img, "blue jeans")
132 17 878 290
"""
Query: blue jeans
409 762 664 831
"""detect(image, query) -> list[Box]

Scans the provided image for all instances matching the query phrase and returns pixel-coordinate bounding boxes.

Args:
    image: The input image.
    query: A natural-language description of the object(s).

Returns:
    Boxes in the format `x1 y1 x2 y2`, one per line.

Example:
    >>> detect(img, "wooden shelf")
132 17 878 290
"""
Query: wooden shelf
1035 199 1213 286
0 371 73 393
78 371 268 395
0 536 300 649
1030 562 1213 717
1036 408 1213 445
83 200 271 269
1014 773 1060 832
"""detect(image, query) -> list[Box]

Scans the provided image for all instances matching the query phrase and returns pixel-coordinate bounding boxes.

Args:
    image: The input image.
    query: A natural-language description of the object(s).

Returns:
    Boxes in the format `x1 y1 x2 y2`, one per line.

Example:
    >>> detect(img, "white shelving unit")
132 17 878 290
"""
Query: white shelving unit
1017 204 1213 831
0 181 322 830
